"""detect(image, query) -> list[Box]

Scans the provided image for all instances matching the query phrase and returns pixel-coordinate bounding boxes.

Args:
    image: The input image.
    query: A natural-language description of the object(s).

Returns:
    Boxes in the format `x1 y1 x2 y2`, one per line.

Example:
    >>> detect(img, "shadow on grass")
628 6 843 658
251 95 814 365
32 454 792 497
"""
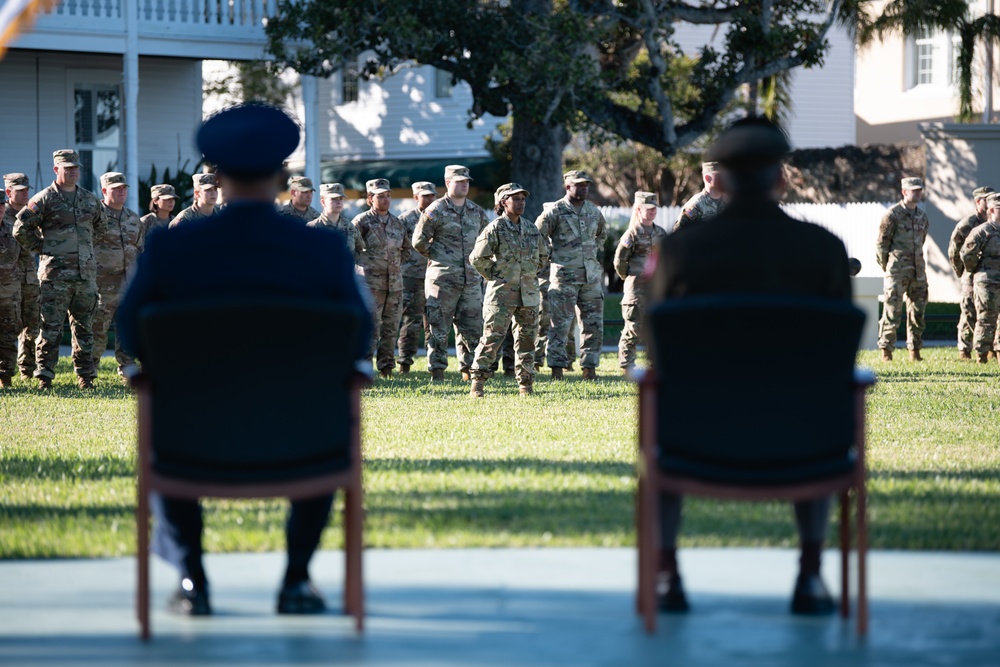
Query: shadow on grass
0 455 134 480
366 457 634 476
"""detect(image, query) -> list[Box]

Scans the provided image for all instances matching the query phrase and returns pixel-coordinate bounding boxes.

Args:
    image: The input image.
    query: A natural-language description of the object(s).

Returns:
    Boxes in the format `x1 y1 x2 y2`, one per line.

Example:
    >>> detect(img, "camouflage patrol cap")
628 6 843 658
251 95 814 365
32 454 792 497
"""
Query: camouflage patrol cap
634 191 658 208
366 178 391 195
193 173 217 190
289 176 314 191
444 165 472 182
563 170 594 184
150 184 179 199
973 186 994 200
100 172 128 189
320 183 346 198
494 182 530 206
705 117 790 168
987 193 1000 209
701 162 721 175
4 173 30 190
412 181 436 196
53 149 81 167
901 177 924 190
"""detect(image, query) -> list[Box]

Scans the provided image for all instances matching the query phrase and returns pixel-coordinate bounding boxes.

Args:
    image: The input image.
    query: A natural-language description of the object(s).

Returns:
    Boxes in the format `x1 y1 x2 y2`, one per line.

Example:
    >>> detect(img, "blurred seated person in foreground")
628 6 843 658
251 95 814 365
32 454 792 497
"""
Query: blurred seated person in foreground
117 103 372 617
648 117 852 615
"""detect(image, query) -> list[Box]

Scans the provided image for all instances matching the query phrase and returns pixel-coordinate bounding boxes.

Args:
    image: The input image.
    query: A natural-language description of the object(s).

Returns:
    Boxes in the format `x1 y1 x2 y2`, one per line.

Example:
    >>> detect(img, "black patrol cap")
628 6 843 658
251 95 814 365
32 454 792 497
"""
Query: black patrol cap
197 103 300 180
705 116 791 169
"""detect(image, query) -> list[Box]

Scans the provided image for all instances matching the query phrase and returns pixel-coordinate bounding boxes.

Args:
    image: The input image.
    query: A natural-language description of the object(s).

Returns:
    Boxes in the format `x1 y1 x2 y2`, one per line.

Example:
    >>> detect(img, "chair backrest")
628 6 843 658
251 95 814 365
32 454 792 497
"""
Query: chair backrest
137 297 362 483
647 294 865 485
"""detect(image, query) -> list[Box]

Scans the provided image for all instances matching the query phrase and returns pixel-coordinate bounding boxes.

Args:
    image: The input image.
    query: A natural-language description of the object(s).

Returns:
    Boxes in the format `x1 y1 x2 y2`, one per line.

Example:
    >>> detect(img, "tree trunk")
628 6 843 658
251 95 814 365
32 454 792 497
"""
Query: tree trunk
510 115 570 223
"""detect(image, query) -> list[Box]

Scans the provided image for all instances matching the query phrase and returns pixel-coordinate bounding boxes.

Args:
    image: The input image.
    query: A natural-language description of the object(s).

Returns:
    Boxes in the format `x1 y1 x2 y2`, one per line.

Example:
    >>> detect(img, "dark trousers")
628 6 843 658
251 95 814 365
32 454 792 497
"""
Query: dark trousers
151 492 334 588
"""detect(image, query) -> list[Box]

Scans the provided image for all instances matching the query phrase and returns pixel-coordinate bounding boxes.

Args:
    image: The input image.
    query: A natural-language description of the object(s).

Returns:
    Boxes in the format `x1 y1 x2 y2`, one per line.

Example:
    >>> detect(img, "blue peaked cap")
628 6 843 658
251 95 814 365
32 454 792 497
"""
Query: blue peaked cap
197 103 300 179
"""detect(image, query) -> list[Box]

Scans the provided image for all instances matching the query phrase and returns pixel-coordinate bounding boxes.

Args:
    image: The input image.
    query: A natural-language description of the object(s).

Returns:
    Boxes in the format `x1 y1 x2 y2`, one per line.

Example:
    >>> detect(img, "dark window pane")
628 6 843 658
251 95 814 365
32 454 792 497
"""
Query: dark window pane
75 89 93 144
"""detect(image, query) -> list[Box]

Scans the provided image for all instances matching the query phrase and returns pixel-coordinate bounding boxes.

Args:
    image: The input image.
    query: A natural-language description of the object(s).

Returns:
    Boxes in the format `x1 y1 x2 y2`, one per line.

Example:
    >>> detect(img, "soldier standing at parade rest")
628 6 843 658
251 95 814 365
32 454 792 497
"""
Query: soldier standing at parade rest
13 149 107 389
413 165 489 382
960 192 1000 365
614 191 667 374
535 170 607 380
3 173 39 380
169 173 220 228
949 186 994 360
307 183 363 264
876 177 929 362
673 161 726 231
87 172 142 382
278 176 320 222
396 181 436 374
138 184 179 249
468 183 546 397
0 191 17 387
353 178 410 378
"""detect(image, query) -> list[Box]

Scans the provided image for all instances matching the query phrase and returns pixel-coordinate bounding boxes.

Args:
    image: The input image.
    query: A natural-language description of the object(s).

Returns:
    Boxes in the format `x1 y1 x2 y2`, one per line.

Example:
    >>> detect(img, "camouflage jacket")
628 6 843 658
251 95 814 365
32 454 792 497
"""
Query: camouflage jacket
398 207 429 282
949 212 984 285
413 196 489 284
534 196 606 285
674 189 725 232
961 220 1000 283
876 201 928 276
95 203 142 277
0 208 21 283
169 204 220 228
278 202 320 222
13 182 107 281
3 204 37 285
138 212 170 250
307 213 364 264
353 209 410 292
614 221 667 304
470 214 546 308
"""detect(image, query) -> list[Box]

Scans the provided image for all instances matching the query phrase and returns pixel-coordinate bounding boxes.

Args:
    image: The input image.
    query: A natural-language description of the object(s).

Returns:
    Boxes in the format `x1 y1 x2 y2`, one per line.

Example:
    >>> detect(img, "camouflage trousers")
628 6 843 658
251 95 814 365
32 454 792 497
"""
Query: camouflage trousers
36 278 98 380
535 275 549 367
488 326 515 373
368 288 403 373
79 272 134 374
471 301 538 383
547 279 603 369
877 272 927 351
425 275 483 372
18 280 39 375
973 281 1000 355
958 275 975 353
0 281 20 378
396 275 429 368
618 298 648 369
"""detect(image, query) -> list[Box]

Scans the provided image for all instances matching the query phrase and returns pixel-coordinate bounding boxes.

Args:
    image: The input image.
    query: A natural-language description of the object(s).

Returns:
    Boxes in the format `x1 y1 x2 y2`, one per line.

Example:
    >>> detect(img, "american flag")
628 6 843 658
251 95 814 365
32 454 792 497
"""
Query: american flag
0 0 61 60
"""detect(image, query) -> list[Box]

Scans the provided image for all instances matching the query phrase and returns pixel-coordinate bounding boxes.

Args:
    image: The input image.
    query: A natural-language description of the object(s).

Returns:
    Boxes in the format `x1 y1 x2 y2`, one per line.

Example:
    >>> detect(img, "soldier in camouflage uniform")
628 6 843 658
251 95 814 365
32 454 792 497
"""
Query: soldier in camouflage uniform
469 183 545 397
0 192 18 387
413 165 489 382
307 183 363 264
395 181 436 373
614 191 667 374
170 173 220 227
278 176 320 222
353 178 410 378
138 184 179 249
4 173 39 379
535 170 607 380
84 172 142 381
961 192 1000 365
876 177 929 361
13 149 107 389
948 186 994 360
673 162 726 231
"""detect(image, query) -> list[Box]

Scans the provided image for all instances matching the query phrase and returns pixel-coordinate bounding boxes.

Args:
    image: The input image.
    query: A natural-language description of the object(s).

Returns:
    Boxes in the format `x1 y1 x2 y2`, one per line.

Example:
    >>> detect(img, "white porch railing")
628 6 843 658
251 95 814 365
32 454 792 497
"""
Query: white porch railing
41 0 276 27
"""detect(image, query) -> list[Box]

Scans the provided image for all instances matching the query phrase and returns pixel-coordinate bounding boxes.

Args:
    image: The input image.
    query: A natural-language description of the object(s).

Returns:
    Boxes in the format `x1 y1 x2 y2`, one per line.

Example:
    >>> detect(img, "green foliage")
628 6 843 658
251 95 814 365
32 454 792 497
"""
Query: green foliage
203 59 297 109
2 349 999 557
137 160 203 211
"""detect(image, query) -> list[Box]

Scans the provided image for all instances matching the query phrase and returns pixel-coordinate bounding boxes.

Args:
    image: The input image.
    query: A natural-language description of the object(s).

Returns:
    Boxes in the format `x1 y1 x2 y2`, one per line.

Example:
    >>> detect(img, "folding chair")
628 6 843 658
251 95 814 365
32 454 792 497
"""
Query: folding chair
133 297 367 640
635 294 875 635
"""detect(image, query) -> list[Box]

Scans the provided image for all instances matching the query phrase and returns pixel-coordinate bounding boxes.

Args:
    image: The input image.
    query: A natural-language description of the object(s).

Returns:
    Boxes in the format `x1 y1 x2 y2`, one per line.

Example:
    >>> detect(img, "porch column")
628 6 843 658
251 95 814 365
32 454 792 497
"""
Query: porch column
123 0 140 212
301 74 320 187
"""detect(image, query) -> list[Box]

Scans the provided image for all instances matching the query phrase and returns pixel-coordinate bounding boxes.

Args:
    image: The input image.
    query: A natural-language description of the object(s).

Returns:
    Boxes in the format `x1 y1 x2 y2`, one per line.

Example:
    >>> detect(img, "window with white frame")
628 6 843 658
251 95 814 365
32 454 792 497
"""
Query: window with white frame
342 66 359 103
911 26 962 88
71 76 122 193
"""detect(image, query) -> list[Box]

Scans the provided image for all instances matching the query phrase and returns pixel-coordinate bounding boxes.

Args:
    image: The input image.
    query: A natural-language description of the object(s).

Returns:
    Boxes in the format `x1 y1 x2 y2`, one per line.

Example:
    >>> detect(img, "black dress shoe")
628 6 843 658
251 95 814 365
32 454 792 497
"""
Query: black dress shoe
277 580 326 614
790 573 835 615
656 573 690 613
168 579 211 616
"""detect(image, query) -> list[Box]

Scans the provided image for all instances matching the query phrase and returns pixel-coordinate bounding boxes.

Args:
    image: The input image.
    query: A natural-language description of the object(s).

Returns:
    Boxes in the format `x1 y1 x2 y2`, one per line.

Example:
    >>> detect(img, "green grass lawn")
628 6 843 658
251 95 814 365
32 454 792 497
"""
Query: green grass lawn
1 348 998 559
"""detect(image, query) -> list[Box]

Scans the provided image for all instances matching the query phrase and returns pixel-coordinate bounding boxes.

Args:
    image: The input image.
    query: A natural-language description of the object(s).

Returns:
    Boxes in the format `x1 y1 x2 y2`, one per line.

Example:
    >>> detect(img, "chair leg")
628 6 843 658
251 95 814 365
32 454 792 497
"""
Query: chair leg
636 477 645 616
345 485 364 633
137 481 150 641
640 478 658 634
857 483 868 636
839 490 850 619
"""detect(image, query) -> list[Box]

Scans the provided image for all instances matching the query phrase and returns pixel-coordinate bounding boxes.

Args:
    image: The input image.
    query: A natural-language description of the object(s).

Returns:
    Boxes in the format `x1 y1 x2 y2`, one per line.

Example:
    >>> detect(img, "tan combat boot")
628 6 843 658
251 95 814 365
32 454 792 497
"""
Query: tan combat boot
399 363 411 374
909 348 922 362
551 366 564 380
581 367 597 381
0 375 11 389
977 352 989 364
460 368 472 382
379 367 393 379
989 351 997 361
77 376 94 390
431 369 445 382
38 376 52 390
470 374 485 398
518 380 533 396
880 348 893 362
959 350 972 360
